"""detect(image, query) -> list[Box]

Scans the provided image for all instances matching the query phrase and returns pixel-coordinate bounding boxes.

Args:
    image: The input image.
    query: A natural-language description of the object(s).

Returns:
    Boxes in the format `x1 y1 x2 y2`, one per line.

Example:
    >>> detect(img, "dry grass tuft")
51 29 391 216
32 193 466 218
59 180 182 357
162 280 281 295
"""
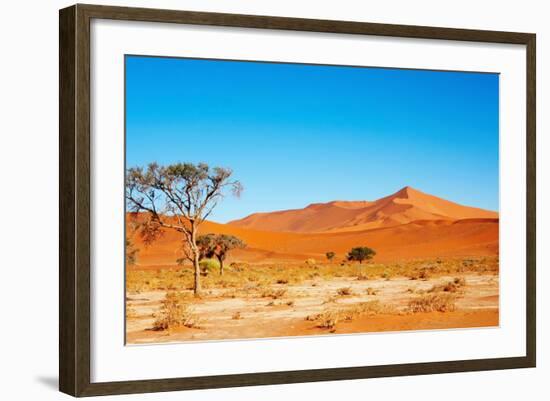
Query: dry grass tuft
408 293 456 313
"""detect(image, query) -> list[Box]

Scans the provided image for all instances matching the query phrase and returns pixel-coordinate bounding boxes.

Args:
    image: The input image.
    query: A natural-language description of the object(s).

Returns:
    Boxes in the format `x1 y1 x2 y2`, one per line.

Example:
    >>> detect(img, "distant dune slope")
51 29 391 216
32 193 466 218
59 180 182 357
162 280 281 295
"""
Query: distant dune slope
128 215 499 267
227 186 498 233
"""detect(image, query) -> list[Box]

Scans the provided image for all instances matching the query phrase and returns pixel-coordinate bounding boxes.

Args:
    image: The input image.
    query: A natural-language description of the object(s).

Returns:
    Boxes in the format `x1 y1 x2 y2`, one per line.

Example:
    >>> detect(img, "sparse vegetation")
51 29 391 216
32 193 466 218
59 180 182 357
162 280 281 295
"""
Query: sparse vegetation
126 257 496 295
125 256 498 342
326 251 336 262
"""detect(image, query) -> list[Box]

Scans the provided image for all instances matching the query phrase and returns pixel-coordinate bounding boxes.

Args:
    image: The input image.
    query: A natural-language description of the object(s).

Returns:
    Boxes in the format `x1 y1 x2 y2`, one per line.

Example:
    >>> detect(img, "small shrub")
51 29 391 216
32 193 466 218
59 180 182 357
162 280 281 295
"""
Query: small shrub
276 278 289 284
429 277 467 293
315 310 339 330
356 273 369 281
337 287 353 296
152 292 200 330
305 258 317 266
232 311 242 320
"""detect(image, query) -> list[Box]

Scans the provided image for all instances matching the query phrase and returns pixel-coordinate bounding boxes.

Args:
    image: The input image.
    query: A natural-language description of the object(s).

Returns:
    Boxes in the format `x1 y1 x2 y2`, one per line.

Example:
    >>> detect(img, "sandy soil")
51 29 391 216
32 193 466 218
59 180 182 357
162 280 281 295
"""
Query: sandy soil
126 273 498 344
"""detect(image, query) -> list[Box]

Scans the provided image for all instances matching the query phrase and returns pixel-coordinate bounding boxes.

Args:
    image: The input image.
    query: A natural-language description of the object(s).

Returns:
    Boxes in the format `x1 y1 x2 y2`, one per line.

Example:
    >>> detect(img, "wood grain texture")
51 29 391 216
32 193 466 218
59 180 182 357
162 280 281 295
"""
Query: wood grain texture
59 3 536 397
525 34 536 367
59 5 76 396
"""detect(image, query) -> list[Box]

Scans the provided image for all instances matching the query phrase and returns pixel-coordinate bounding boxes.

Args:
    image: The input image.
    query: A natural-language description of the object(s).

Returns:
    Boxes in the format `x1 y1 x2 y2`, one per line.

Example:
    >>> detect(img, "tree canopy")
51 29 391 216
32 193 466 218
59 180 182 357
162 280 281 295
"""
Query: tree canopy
346 247 376 264
197 234 246 275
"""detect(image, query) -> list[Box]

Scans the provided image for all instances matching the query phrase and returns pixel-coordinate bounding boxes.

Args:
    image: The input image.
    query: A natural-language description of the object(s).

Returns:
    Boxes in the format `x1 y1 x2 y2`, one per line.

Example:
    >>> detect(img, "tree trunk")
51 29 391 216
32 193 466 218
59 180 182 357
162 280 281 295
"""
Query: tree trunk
193 252 201 295
219 257 224 276
190 223 201 296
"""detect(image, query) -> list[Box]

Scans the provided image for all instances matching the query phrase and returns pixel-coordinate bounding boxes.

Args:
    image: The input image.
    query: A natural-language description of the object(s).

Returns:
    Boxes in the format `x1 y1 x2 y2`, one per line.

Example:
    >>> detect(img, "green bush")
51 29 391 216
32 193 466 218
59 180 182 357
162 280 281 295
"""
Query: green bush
199 258 220 275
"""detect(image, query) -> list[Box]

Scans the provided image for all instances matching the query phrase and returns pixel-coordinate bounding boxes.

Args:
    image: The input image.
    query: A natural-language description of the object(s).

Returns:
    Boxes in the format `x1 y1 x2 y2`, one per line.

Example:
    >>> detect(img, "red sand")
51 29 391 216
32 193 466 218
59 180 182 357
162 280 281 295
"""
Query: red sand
128 217 498 267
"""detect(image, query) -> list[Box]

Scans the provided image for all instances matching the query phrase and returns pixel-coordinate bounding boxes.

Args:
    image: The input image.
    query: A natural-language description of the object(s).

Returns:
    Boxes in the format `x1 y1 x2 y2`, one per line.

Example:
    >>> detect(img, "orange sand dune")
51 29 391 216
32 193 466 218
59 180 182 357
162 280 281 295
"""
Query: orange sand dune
128 214 499 267
228 186 498 233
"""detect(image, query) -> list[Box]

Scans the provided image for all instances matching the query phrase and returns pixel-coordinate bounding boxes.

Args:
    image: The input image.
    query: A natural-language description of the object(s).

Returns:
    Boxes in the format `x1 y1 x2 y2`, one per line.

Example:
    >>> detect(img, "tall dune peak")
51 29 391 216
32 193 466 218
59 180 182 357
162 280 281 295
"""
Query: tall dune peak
390 186 423 199
228 186 498 233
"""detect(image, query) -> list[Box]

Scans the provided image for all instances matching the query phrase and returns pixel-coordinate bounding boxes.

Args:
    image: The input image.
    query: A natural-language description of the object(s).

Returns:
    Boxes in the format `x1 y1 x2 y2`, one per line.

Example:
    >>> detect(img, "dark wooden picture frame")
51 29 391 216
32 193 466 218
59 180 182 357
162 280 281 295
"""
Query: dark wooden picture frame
59 3 536 397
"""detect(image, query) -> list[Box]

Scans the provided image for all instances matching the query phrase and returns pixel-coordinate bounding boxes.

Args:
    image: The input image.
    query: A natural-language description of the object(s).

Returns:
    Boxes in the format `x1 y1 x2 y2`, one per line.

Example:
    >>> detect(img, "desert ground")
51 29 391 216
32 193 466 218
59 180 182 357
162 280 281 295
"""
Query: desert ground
126 187 499 344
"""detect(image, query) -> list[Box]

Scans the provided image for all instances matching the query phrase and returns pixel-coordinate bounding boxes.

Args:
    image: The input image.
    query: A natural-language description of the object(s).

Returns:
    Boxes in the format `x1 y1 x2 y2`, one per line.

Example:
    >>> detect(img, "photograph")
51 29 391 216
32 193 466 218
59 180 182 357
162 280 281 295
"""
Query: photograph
124 55 500 345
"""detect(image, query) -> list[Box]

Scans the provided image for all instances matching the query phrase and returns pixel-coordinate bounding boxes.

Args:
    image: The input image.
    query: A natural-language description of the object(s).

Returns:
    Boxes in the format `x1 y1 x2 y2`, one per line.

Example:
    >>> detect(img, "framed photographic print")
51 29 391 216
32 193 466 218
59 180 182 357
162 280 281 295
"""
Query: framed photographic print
59 4 536 397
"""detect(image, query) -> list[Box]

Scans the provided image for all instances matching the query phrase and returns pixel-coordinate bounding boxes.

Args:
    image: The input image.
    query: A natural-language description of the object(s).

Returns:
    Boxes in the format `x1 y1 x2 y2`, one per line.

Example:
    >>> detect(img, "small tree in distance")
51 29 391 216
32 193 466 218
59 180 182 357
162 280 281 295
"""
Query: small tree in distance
347 247 376 264
125 162 242 295
197 234 246 275
325 251 336 262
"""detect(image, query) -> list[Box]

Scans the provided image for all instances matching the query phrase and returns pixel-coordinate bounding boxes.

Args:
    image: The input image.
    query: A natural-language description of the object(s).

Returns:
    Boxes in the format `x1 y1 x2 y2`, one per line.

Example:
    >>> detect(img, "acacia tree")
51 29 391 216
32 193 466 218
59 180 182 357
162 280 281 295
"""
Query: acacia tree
347 247 376 264
125 162 242 295
325 251 336 262
197 234 246 275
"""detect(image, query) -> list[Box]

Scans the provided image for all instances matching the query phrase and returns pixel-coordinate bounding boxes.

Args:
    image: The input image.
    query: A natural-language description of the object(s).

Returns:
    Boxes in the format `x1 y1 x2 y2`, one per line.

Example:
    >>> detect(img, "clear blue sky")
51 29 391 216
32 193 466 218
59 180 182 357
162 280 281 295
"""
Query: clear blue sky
126 55 499 223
